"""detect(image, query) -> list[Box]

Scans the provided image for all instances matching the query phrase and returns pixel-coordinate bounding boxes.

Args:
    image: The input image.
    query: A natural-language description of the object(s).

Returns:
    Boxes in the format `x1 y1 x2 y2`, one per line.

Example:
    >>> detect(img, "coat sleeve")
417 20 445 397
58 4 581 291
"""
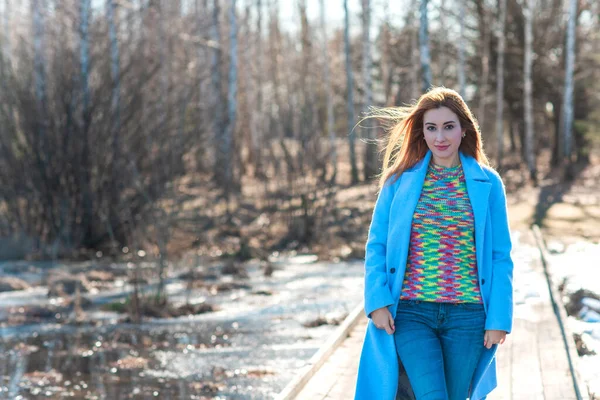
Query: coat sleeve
364 179 396 318
484 173 514 334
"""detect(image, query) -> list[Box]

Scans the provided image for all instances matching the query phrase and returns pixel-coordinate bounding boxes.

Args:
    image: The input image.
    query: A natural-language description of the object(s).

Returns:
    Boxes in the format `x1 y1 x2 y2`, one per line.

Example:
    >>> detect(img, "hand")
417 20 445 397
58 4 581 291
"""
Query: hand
484 330 507 349
371 307 395 335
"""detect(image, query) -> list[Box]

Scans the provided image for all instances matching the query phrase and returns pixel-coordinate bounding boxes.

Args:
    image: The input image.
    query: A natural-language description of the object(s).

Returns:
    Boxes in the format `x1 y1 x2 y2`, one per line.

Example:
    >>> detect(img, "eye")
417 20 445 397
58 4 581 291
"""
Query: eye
445 124 455 130
426 126 436 131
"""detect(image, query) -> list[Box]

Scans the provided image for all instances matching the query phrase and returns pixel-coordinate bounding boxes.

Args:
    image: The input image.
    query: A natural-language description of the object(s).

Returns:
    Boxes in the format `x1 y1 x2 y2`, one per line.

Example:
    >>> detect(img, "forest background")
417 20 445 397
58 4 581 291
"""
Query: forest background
0 0 599 270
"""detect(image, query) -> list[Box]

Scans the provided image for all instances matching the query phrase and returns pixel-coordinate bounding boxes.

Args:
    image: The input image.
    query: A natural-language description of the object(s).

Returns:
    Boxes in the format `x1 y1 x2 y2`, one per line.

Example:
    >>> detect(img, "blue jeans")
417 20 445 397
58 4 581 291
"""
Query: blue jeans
393 300 486 400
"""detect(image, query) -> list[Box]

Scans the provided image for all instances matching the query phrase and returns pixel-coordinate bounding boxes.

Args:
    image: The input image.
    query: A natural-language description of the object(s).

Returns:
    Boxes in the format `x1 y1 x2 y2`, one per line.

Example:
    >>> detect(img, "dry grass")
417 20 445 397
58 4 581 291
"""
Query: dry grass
503 150 600 243
163 143 600 266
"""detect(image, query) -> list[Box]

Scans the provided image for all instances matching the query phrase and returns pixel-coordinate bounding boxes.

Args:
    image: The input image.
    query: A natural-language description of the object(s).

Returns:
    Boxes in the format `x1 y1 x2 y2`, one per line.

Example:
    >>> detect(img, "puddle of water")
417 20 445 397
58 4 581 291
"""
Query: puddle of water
0 256 364 399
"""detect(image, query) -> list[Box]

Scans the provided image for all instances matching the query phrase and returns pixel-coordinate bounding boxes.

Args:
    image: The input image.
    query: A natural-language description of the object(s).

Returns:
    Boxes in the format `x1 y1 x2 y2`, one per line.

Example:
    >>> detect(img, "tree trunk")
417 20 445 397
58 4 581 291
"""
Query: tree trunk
80 0 93 245
211 0 225 181
268 1 284 177
2 0 15 141
298 0 313 175
438 0 446 83
419 0 432 92
380 0 393 106
562 0 577 169
476 0 490 132
362 0 377 180
33 1 46 116
3 0 10 66
343 0 359 184
31 0 53 250
551 100 561 167
106 0 122 247
523 0 536 183
107 0 121 154
320 0 337 183
197 0 210 172
222 0 238 196
457 0 466 97
253 0 264 177
509 113 517 152
411 8 420 101
158 0 172 175
80 0 91 116
495 0 507 168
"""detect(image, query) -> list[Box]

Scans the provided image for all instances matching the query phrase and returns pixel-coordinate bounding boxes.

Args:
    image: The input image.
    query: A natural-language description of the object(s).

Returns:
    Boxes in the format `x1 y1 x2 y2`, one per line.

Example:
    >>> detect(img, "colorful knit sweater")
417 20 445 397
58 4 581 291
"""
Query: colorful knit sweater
400 163 483 303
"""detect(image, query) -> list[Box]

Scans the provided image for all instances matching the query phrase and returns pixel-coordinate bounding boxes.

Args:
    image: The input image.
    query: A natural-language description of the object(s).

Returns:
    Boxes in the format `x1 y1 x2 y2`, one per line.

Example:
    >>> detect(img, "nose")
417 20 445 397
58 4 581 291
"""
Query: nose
433 130 447 143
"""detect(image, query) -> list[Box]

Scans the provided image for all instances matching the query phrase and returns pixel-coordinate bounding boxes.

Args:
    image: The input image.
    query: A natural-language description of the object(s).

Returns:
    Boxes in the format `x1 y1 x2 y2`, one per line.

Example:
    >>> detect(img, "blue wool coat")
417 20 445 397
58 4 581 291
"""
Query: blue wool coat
355 151 514 400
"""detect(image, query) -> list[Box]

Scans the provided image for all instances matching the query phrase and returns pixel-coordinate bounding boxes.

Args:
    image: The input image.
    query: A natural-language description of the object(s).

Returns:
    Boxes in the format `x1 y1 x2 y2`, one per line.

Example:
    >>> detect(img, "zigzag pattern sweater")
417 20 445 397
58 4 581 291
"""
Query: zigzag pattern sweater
400 162 483 303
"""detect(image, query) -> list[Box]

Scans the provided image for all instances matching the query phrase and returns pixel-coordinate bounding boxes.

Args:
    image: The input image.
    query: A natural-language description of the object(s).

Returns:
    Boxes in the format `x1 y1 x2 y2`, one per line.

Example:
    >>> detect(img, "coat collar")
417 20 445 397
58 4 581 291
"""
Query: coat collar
459 151 490 182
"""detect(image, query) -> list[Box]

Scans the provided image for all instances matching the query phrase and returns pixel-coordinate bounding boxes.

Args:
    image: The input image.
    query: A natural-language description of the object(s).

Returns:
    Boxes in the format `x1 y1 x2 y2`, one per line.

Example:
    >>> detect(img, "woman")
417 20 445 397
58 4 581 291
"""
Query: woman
354 87 513 400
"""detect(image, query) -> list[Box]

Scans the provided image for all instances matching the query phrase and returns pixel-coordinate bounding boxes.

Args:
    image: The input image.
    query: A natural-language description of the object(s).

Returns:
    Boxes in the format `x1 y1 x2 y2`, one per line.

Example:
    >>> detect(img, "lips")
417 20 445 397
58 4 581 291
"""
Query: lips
435 145 450 151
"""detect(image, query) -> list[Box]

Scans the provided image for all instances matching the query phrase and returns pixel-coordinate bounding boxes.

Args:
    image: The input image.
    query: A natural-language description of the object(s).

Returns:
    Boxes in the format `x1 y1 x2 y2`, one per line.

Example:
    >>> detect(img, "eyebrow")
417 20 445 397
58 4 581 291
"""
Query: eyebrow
424 121 456 125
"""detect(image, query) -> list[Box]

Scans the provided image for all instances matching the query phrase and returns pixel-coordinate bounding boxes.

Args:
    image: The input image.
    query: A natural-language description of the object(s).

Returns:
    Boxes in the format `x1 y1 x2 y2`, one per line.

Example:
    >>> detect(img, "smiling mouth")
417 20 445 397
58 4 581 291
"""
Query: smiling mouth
435 145 450 150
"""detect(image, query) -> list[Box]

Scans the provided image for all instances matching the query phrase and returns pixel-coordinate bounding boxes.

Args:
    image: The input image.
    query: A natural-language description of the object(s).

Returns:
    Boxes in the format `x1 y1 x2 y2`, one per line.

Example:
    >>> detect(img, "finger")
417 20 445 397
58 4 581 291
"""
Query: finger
384 323 393 335
483 331 489 347
388 314 395 333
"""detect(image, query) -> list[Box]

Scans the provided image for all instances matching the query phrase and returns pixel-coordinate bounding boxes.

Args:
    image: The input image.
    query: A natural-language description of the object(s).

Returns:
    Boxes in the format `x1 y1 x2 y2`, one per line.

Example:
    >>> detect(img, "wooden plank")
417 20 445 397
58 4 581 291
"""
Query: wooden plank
491 333 513 400
537 314 577 400
296 319 365 400
511 318 545 400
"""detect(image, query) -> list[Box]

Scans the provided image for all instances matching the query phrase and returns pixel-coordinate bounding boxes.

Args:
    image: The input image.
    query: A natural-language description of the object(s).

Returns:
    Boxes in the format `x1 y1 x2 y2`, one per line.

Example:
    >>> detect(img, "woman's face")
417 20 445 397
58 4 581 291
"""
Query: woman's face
422 106 466 167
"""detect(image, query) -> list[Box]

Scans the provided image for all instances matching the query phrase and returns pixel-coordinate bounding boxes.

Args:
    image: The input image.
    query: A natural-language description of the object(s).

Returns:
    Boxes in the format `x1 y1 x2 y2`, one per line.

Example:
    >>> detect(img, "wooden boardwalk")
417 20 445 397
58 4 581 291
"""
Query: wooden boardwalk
292 230 584 400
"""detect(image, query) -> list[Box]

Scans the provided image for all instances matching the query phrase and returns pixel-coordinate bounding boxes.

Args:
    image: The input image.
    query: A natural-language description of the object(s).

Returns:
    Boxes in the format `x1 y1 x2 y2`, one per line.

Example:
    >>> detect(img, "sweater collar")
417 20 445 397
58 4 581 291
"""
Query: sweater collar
407 150 489 182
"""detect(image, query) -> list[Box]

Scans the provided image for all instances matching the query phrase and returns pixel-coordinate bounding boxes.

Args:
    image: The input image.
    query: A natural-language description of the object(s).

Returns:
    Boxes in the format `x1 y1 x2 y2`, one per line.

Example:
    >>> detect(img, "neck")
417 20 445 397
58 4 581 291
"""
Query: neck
432 155 460 168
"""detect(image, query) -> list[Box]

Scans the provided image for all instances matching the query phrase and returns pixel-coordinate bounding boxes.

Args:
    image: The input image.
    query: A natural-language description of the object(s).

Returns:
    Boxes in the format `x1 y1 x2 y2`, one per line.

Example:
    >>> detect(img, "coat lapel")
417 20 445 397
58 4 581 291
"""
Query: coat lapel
388 151 431 304
459 152 491 275
396 151 432 226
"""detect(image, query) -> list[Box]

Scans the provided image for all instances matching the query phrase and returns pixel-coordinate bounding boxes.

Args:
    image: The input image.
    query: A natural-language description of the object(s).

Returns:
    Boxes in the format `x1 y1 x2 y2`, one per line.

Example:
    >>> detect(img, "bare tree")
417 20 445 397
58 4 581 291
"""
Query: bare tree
1 0 15 149
211 0 225 181
439 0 447 83
319 0 337 183
33 1 47 105
3 0 10 64
411 7 420 100
106 0 121 246
344 0 359 184
31 0 51 247
158 0 171 166
562 0 577 171
298 0 313 175
79 0 94 244
362 0 377 180
457 0 466 97
252 0 264 177
419 0 432 92
523 0 536 182
495 0 507 167
222 0 238 196
379 0 393 106
476 0 491 132
266 0 284 177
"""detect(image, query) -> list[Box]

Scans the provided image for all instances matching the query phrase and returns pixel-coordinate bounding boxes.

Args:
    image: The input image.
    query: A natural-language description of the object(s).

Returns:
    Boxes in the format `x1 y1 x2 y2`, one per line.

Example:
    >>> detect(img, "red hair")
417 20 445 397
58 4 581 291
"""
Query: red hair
367 87 490 190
